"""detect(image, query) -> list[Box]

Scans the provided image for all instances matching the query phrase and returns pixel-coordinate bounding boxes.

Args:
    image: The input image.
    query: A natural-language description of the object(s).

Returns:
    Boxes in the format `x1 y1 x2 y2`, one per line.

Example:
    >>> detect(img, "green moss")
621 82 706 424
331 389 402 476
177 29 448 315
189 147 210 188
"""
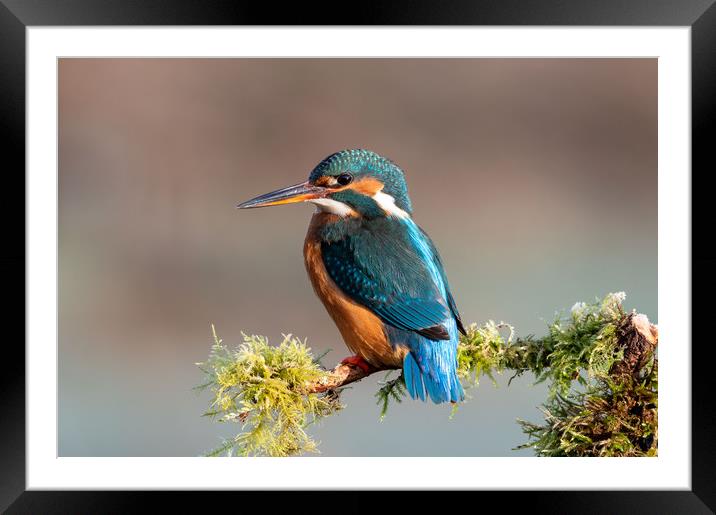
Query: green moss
517 360 658 456
534 292 626 397
196 326 342 457
457 320 514 387
375 371 407 421
514 293 658 457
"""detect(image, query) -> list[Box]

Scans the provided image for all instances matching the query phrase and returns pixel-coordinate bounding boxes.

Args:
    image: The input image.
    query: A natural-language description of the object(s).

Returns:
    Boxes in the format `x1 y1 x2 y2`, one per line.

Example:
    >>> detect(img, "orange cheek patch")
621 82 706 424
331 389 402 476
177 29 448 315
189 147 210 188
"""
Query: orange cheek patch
349 177 384 196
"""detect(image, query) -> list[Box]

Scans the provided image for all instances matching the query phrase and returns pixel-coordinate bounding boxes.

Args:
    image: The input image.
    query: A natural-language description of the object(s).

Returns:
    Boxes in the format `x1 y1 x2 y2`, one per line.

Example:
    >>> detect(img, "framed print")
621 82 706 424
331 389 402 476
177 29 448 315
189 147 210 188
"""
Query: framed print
3 0 714 512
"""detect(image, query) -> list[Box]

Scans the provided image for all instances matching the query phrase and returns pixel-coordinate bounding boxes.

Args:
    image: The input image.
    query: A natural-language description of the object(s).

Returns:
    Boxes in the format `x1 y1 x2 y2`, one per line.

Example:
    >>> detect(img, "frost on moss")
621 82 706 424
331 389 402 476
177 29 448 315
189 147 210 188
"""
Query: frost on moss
198 292 657 457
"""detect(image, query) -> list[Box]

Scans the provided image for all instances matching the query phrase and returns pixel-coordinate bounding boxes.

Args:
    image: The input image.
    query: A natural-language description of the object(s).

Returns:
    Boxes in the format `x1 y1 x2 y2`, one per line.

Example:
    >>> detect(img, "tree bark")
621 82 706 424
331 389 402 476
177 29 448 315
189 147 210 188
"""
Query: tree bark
308 361 395 393
610 312 659 378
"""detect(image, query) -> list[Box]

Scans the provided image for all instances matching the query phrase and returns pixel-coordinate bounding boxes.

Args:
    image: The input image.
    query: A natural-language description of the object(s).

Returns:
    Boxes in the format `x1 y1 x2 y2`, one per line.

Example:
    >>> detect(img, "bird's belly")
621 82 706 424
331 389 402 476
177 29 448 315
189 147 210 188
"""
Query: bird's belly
303 215 406 368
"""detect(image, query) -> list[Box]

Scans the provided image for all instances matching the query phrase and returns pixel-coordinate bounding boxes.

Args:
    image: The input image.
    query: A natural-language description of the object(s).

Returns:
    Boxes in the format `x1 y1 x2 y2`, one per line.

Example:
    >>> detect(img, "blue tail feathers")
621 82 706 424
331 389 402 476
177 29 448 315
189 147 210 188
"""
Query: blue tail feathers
403 341 464 404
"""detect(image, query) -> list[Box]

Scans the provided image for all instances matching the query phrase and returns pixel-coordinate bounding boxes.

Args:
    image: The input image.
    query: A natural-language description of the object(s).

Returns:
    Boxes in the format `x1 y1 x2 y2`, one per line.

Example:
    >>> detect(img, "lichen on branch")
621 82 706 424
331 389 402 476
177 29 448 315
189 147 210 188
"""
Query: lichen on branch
197 292 657 457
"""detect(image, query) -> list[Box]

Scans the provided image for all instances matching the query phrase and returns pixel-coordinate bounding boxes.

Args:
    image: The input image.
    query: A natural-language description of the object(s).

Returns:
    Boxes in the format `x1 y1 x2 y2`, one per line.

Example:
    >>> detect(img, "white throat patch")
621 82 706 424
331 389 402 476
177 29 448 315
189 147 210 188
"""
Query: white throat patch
372 191 410 219
309 198 356 217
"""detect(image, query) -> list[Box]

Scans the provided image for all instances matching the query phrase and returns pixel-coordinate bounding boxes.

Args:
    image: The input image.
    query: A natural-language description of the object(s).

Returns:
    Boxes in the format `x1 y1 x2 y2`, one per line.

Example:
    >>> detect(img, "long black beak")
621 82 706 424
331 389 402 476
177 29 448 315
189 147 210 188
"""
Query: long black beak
236 181 327 209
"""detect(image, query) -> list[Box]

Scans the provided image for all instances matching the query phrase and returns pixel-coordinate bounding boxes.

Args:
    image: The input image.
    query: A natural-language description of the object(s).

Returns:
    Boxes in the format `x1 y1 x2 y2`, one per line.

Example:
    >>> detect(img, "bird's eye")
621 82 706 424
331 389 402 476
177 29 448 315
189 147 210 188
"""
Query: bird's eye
336 173 353 186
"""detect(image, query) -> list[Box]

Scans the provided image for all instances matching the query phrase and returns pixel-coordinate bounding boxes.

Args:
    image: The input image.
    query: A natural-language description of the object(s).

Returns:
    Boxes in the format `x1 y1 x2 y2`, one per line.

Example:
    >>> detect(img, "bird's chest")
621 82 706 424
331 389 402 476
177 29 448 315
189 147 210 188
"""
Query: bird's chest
303 213 405 368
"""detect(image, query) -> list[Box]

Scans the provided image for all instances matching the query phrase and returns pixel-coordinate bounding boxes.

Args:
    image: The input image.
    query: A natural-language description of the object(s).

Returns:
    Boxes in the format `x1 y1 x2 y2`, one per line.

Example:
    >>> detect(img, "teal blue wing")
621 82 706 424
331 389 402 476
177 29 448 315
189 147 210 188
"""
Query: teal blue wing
321 235 451 340
418 226 466 335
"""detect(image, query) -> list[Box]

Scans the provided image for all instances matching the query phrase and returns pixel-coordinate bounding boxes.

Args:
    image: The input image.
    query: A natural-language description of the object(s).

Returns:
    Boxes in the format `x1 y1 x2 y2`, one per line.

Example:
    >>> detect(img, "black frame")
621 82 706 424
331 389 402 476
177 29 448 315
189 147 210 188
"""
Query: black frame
2 1 713 512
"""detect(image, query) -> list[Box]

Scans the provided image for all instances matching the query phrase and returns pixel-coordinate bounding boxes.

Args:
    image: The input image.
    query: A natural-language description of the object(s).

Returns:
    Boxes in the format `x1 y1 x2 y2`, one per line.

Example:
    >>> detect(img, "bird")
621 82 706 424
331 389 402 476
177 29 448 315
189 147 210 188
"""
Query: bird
237 149 465 404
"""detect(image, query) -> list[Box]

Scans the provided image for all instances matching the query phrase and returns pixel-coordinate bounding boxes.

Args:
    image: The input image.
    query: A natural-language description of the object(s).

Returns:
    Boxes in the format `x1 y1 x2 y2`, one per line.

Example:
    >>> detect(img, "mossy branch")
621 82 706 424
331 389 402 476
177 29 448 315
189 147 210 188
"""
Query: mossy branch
197 292 657 457
307 359 392 393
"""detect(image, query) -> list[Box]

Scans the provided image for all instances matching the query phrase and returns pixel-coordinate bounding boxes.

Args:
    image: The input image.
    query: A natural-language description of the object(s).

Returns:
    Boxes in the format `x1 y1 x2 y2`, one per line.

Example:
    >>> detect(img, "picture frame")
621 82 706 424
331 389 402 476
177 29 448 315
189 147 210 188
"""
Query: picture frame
3 0 712 511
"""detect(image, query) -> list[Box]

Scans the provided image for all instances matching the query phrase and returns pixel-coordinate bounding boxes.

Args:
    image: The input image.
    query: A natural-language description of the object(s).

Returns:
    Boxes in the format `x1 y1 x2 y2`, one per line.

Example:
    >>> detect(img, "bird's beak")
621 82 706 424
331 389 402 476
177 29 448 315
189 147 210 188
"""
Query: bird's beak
236 181 327 209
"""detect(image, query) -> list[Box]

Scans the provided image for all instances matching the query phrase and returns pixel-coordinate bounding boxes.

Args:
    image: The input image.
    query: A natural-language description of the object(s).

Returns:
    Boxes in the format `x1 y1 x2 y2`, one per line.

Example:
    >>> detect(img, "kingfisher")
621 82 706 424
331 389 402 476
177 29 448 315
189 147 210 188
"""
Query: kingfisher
237 149 465 404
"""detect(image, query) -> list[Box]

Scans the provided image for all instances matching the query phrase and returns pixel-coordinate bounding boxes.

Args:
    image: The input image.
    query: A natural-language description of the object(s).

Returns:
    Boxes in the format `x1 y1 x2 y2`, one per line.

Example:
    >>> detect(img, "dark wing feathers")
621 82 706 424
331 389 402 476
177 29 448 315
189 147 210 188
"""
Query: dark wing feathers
416 324 451 340
446 290 467 336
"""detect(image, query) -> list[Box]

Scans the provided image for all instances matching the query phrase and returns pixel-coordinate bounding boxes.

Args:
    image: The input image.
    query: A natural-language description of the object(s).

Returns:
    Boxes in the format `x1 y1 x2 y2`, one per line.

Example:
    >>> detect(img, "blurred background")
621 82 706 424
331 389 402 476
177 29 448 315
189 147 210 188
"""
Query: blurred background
59 58 657 457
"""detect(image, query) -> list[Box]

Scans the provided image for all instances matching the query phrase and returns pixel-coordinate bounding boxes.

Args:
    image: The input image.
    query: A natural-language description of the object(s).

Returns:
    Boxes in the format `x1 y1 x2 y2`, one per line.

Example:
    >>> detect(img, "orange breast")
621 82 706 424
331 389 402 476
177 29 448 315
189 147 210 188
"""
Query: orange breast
303 213 406 368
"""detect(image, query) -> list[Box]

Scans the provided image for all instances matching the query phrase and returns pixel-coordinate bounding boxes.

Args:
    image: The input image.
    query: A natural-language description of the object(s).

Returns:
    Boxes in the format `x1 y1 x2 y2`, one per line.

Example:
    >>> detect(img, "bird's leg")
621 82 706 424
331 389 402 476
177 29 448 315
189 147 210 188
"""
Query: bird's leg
340 355 373 374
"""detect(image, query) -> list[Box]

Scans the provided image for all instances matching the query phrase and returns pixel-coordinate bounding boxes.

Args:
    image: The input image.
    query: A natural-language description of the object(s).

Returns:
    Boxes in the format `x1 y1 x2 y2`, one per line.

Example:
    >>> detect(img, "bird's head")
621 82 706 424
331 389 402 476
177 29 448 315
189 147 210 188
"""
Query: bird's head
237 149 412 219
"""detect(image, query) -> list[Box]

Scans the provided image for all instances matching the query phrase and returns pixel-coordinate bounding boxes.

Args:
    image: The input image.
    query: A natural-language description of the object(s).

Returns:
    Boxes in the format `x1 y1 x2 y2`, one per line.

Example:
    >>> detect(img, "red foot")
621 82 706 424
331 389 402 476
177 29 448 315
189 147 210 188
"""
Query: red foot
341 355 372 373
